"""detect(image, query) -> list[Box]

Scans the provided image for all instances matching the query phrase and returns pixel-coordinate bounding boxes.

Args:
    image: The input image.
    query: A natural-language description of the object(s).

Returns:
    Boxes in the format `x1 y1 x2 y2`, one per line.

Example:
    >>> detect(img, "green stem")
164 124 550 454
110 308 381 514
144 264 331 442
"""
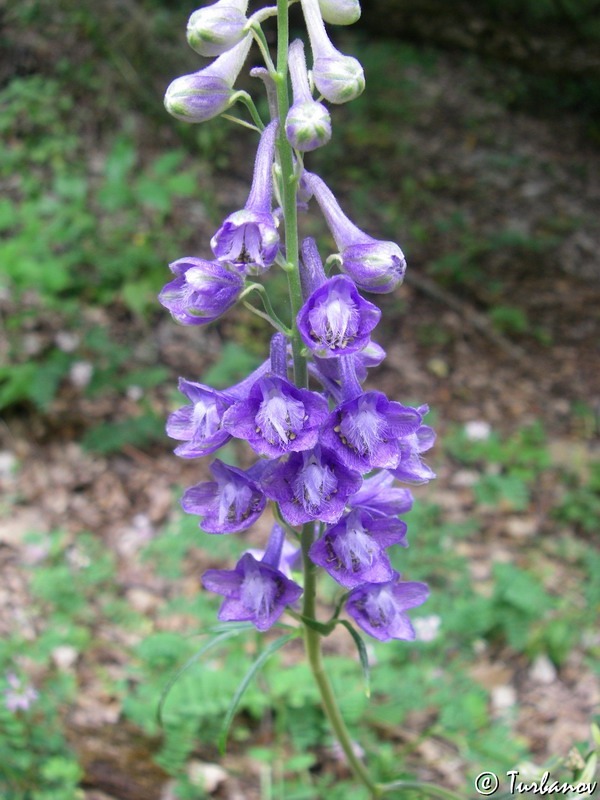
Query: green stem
240 283 292 335
232 90 266 130
274 0 307 389
273 2 379 797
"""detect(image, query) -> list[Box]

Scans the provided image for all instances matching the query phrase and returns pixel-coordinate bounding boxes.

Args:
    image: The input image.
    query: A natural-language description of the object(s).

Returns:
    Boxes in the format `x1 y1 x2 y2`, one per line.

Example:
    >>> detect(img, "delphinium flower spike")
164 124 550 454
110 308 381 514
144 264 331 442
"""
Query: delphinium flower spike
211 119 280 272
300 0 365 103
187 0 249 57
158 1 440 794
285 39 332 152
304 170 407 292
164 34 252 123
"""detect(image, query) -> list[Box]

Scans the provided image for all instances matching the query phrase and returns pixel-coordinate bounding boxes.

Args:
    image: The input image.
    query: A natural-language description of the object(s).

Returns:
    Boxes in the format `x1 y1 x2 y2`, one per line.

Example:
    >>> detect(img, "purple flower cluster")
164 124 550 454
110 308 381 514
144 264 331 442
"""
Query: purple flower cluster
159 0 433 641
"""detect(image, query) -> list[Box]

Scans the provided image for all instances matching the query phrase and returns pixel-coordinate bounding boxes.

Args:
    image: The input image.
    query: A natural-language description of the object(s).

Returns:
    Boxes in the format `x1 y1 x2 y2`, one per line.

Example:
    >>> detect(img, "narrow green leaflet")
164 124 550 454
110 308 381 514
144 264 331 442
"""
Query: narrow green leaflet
337 619 371 698
301 614 336 636
157 623 253 726
378 779 467 800
218 632 299 754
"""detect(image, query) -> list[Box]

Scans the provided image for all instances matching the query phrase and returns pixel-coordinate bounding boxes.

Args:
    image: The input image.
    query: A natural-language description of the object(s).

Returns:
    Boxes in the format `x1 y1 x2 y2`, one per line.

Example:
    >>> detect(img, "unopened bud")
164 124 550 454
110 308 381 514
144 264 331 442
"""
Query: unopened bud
164 73 233 122
285 39 332 150
301 0 365 104
187 0 249 57
312 53 364 104
164 35 251 123
318 0 361 26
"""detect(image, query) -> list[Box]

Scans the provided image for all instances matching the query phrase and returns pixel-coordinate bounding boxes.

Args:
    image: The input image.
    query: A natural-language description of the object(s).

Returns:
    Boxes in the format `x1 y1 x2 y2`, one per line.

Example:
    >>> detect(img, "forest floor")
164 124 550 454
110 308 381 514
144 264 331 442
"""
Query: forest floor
1 37 599 800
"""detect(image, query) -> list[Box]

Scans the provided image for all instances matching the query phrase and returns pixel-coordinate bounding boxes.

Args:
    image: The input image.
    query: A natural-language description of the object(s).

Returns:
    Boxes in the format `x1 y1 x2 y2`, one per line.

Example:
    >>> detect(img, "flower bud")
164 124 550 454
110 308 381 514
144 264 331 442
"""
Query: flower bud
300 0 365 104
286 101 332 152
285 39 332 151
318 0 361 25
304 172 406 293
164 73 233 123
312 53 364 104
164 35 251 123
187 0 249 57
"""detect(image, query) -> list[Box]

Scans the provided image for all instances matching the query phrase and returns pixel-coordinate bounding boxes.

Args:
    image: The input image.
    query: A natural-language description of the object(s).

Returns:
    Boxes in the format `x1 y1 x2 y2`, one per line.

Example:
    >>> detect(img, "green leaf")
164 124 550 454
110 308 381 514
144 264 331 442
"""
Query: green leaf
0 363 37 409
81 413 165 454
301 615 336 636
218 633 298 754
201 342 261 388
157 624 253 726
337 620 371 698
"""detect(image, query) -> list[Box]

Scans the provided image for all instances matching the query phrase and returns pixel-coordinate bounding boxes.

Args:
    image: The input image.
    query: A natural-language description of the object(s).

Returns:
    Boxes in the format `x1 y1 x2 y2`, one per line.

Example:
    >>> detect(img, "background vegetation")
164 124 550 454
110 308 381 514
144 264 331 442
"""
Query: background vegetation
0 0 598 798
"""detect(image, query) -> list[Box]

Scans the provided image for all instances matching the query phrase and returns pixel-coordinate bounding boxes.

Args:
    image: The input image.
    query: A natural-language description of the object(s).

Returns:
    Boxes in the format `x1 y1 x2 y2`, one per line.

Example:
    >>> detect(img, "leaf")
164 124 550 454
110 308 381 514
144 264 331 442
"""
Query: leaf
218 633 298 754
201 342 261 388
337 620 371 698
301 615 335 636
0 363 37 410
81 413 165 454
157 624 253 727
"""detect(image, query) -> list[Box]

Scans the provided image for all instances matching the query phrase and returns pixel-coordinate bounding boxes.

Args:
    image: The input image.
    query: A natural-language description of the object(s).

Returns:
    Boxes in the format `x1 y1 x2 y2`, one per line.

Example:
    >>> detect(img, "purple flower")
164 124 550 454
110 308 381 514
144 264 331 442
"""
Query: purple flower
297 275 380 359
167 360 271 458
182 459 266 533
4 673 38 712
168 379 236 457
304 172 406 293
391 406 436 485
164 35 252 123
211 120 280 273
318 0 361 25
348 470 413 518
159 257 244 325
322 391 422 473
202 524 303 630
245 531 301 579
261 445 362 526
222 376 328 457
186 0 249 57
354 340 385 380
285 40 332 152
346 572 430 641
309 510 407 588
301 0 365 103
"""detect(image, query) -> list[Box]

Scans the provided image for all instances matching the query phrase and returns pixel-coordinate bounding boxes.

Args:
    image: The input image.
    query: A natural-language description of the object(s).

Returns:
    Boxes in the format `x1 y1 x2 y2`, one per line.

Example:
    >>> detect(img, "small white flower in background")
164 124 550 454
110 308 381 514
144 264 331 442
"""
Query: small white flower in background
464 420 492 441
52 645 79 671
0 451 17 479
491 684 517 713
126 385 144 401
55 331 80 352
69 360 94 388
4 673 38 712
413 614 441 643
